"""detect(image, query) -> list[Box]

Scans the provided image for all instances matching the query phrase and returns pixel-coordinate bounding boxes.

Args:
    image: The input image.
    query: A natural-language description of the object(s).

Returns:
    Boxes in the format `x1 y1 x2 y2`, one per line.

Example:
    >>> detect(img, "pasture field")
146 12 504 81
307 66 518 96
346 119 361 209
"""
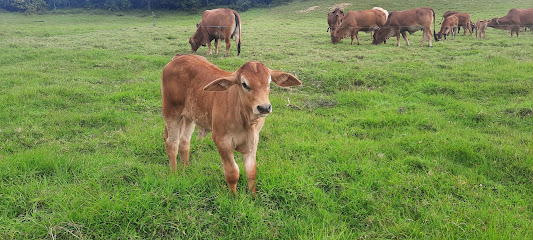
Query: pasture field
1 0 532 238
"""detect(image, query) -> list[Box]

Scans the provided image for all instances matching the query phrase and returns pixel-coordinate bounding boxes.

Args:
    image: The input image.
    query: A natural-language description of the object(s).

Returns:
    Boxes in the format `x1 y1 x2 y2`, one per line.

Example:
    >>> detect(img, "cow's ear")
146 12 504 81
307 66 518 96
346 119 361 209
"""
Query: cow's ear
204 75 237 92
270 70 302 87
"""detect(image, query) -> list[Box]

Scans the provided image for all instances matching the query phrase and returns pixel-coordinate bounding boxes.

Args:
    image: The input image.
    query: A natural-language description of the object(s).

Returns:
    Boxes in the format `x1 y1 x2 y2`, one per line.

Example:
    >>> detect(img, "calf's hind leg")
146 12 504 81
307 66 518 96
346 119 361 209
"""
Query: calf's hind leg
164 116 196 171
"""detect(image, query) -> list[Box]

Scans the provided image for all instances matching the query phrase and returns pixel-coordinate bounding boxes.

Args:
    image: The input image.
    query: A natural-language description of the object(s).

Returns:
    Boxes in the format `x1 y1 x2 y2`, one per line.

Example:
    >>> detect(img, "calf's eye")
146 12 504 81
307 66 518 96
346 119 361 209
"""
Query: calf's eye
242 82 251 91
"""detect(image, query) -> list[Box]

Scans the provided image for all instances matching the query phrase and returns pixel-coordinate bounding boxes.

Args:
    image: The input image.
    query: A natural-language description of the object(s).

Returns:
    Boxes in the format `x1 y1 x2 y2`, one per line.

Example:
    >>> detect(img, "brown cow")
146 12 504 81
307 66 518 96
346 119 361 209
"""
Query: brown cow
161 54 301 194
437 15 459 40
488 8 533 37
189 8 242 56
372 7 436 47
331 7 389 45
327 8 344 35
475 19 489 39
443 11 458 19
450 12 473 35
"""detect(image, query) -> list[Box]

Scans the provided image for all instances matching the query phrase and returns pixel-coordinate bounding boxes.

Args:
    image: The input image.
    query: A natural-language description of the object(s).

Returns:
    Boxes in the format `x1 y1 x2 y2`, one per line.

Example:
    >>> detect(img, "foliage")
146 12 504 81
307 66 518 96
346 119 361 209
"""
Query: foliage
1 0 289 12
1 0 532 238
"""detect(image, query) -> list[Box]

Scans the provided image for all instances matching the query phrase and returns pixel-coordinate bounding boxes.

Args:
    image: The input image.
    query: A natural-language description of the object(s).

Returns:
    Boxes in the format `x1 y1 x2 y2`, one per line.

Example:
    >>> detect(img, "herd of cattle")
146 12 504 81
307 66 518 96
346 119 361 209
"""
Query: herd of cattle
166 7 532 194
328 7 533 46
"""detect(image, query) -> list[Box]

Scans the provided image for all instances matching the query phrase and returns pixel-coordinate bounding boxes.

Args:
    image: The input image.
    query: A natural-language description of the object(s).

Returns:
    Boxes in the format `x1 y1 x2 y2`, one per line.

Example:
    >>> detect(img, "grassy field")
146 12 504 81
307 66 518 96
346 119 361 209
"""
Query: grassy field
1 0 532 238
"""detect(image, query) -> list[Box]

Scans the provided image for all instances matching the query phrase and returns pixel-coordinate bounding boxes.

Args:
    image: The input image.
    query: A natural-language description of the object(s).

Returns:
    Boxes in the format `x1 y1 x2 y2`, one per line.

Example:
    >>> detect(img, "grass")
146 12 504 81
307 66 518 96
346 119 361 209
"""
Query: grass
1 0 532 238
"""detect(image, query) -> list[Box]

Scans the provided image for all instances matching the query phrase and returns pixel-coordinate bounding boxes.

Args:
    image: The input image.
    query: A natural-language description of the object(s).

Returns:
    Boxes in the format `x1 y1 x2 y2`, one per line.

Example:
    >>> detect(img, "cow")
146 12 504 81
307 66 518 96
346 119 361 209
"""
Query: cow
443 11 458 19
437 15 459 40
488 8 533 37
372 7 436 47
189 8 242 57
161 54 301 194
475 19 489 39
331 7 389 45
443 11 474 35
327 8 345 35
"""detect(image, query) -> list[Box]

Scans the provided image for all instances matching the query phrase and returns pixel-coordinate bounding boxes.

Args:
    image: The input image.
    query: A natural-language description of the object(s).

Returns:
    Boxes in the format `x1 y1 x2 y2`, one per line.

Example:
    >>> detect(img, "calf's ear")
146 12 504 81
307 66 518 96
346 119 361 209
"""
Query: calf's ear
204 74 237 92
270 70 302 87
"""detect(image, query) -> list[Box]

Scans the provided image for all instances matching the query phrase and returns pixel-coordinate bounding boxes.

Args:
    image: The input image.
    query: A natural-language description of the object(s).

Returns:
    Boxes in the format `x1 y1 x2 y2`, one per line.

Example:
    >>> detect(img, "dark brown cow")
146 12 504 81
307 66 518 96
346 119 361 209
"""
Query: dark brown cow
475 19 489 39
331 7 389 45
488 8 533 37
372 7 436 47
437 15 459 40
161 54 301 194
189 8 242 56
327 8 345 35
443 11 458 19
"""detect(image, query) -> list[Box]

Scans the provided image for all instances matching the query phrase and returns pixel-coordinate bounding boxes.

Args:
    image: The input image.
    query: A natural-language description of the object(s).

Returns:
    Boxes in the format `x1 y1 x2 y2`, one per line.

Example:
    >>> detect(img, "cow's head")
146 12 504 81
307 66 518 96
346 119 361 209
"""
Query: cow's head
189 26 207 53
372 27 393 45
203 62 301 117
327 8 344 33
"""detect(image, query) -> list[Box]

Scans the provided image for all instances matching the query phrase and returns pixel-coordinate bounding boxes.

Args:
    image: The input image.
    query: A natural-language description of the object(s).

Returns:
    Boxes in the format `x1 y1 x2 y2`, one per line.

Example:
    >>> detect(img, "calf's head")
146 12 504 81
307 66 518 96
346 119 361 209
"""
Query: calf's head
203 62 301 117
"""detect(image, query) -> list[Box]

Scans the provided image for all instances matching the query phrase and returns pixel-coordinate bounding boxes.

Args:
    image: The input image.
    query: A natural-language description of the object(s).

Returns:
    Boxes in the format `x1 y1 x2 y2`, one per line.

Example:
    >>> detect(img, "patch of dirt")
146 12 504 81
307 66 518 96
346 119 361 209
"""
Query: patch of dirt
298 6 319 13
328 3 352 11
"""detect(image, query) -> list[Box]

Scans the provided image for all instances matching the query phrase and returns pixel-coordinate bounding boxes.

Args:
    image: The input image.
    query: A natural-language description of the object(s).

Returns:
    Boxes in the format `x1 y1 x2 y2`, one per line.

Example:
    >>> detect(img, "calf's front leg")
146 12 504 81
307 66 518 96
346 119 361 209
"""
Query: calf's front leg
217 145 240 194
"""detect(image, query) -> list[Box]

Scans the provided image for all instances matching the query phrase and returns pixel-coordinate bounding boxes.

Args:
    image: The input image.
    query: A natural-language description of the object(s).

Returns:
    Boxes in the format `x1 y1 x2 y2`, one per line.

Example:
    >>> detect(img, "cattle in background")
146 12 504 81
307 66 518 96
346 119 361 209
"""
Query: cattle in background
372 7 436 47
161 54 301 194
475 19 489 39
331 7 389 45
189 8 242 56
488 8 533 37
437 15 459 40
327 8 345 35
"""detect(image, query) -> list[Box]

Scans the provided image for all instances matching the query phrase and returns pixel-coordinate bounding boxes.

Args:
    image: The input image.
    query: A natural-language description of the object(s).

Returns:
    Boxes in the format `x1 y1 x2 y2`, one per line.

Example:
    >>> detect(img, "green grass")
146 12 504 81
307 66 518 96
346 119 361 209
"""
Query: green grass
1 0 532 238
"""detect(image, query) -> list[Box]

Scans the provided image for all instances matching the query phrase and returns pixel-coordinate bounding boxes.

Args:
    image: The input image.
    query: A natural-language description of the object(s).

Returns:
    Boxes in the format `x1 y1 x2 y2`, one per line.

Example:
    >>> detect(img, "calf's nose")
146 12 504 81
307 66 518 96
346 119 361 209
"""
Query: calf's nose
257 104 272 114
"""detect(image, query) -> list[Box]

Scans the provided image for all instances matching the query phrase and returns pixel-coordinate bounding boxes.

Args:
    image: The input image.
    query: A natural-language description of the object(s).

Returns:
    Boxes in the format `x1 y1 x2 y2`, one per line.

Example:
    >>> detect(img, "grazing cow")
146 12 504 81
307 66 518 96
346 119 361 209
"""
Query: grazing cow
161 54 301 194
331 7 389 45
372 7 436 47
189 8 242 56
437 15 459 40
475 19 489 39
443 11 458 19
327 8 345 35
488 8 533 37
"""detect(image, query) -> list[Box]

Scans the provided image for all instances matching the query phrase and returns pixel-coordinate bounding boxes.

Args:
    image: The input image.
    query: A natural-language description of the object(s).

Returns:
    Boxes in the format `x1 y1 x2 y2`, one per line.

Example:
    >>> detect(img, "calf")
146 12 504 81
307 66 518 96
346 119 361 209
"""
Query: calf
189 8 242 56
372 7 436 47
327 8 345 36
475 19 489 39
331 7 389 45
161 54 301 194
437 15 459 40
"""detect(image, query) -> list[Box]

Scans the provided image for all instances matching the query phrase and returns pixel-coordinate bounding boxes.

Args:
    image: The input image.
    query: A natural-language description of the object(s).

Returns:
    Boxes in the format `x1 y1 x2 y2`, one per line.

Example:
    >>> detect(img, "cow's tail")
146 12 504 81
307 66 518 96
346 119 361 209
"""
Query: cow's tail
432 8 439 41
233 10 242 56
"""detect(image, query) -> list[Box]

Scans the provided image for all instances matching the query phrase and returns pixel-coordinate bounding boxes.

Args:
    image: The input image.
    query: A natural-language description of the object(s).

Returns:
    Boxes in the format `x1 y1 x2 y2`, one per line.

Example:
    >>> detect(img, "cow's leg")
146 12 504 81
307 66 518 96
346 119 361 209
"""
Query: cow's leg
214 39 219 54
350 31 355 45
218 147 239 194
164 117 181 172
242 147 258 194
401 31 410 46
208 41 212 55
177 117 195 166
356 32 360 45
425 28 432 47
224 37 231 57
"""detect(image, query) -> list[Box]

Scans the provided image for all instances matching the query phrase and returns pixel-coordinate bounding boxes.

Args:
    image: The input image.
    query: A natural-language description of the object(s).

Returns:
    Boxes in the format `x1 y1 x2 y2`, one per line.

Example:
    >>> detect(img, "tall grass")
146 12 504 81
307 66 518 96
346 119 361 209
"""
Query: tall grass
1 0 532 238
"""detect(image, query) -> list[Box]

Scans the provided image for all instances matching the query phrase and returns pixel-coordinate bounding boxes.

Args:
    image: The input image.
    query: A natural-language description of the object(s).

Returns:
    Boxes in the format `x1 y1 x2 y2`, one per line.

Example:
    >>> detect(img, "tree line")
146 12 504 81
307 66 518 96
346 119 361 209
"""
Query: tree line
1 0 291 13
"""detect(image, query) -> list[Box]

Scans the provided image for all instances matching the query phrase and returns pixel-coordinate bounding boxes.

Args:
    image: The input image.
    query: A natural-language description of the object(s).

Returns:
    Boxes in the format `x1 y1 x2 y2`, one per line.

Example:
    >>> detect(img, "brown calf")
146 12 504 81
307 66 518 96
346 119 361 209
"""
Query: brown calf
161 54 301 194
327 8 345 36
437 15 459 40
189 8 242 56
475 19 489 39
372 7 436 47
331 7 389 45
